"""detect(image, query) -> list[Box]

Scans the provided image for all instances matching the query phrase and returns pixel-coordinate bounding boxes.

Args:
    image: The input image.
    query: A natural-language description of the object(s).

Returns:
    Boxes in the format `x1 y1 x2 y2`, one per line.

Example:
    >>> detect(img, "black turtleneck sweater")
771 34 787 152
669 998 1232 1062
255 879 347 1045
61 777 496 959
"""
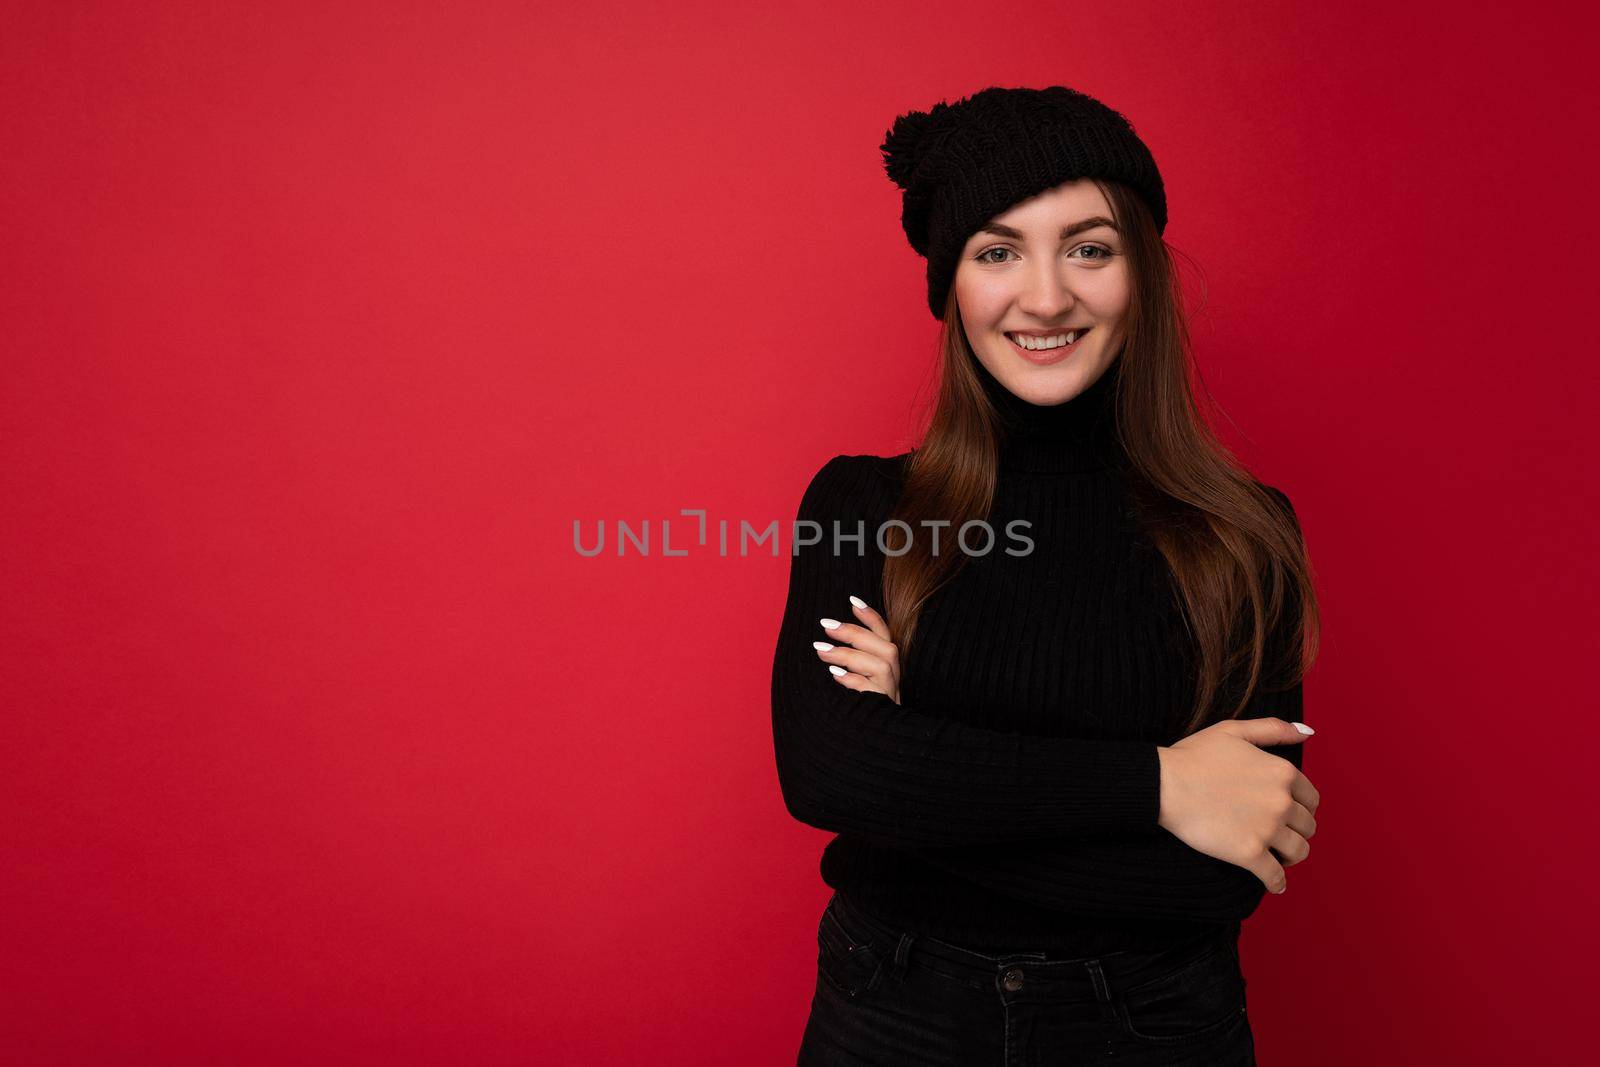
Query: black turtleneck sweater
770 358 1305 954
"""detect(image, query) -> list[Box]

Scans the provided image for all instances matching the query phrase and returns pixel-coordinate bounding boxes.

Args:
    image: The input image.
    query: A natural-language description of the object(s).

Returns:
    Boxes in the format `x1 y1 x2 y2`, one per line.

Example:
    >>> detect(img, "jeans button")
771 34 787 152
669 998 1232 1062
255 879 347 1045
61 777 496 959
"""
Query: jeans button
1002 968 1025 992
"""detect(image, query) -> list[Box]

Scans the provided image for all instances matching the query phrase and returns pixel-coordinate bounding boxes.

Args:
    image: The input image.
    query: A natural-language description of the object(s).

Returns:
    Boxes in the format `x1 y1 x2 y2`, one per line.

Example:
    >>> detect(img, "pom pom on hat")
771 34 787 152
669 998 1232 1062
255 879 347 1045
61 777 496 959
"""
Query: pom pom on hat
880 101 960 190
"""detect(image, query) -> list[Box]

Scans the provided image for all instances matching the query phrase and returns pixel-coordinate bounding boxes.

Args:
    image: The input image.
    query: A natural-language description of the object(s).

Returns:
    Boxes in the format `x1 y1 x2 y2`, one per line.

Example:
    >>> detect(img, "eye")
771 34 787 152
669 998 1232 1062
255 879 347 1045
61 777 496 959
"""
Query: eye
974 243 1115 265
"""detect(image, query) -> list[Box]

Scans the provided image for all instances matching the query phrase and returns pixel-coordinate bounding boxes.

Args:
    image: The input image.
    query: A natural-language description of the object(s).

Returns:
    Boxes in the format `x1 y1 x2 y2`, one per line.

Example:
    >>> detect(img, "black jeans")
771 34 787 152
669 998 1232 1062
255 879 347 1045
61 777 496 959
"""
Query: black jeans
798 891 1256 1066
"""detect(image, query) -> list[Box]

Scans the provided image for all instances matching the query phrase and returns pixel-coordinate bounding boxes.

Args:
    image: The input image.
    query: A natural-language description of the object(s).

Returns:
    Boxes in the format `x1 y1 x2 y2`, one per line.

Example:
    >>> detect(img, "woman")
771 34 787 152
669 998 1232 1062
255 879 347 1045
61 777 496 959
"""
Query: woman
772 86 1322 1065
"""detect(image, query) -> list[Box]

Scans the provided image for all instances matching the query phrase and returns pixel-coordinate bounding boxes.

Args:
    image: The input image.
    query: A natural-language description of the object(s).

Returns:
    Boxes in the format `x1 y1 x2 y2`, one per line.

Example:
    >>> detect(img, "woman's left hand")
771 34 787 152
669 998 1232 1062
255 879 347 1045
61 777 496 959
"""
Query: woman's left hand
815 595 901 704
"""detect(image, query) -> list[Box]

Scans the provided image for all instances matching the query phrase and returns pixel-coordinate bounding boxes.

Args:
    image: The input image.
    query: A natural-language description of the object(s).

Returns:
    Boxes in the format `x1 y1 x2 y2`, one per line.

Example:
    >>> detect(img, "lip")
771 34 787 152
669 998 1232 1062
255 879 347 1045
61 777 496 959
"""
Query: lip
1006 327 1090 366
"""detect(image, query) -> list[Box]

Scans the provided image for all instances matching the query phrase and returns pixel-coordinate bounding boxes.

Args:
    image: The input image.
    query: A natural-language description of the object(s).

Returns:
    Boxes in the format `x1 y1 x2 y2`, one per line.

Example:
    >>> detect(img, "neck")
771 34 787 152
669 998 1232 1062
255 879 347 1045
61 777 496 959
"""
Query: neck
972 356 1125 475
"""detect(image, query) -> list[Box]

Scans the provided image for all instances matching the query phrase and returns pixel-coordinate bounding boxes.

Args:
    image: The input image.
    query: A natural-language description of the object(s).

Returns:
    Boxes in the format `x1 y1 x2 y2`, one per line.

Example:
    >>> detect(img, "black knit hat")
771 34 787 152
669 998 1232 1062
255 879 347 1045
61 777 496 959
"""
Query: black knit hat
880 85 1168 320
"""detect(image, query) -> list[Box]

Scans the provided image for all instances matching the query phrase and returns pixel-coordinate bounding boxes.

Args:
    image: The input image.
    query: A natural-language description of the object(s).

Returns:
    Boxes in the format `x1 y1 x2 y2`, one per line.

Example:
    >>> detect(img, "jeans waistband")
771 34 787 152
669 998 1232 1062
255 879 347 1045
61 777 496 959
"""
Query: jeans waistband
825 890 1239 1003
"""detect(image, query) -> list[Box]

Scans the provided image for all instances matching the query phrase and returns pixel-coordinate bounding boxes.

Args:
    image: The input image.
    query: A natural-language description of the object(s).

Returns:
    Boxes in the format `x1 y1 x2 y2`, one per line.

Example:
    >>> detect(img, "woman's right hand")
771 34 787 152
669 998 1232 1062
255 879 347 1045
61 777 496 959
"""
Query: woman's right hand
1156 718 1320 896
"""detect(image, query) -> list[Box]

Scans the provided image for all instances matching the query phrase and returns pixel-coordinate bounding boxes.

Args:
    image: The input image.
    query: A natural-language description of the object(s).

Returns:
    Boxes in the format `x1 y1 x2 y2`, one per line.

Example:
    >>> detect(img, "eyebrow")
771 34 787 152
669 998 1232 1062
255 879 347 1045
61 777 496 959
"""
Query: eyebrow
978 216 1119 241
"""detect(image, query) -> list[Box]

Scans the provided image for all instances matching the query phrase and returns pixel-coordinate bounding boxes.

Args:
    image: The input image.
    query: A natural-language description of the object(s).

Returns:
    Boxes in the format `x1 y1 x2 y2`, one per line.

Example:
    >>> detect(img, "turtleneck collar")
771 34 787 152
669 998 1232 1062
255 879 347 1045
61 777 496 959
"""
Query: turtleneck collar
973 355 1126 475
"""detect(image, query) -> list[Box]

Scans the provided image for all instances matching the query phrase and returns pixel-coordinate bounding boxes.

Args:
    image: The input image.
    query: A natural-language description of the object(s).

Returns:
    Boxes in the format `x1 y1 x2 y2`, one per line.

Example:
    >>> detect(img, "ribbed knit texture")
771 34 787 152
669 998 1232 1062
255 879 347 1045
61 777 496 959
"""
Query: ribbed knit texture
771 364 1305 954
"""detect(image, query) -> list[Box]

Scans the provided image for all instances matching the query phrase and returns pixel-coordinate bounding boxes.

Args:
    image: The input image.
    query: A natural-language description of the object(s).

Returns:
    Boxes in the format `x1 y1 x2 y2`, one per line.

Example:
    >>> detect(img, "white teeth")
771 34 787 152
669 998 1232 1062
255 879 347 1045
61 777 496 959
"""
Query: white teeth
1008 329 1085 350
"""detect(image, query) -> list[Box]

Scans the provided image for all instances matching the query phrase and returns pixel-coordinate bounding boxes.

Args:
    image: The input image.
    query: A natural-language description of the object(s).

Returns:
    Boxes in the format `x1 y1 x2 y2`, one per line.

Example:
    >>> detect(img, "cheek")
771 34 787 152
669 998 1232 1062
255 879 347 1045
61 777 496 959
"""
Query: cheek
954 273 1011 322
1082 267 1132 317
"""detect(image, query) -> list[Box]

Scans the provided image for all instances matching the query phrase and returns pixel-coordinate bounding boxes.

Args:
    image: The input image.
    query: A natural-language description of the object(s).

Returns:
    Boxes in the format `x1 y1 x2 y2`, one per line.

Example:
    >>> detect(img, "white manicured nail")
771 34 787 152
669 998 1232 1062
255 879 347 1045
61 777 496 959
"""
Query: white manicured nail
828 665 847 676
820 618 841 630
1293 722 1314 735
813 641 835 651
849 595 867 610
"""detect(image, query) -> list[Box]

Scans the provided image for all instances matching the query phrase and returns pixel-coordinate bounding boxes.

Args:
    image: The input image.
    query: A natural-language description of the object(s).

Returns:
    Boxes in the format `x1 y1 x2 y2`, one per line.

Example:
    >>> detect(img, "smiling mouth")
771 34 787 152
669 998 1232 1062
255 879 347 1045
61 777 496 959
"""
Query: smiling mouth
1005 327 1091 352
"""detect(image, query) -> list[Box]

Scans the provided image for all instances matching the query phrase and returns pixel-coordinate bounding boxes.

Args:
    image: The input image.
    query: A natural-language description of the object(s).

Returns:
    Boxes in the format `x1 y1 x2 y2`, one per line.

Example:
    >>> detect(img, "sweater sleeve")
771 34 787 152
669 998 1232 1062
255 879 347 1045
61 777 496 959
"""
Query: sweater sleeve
911 675 1304 921
770 454 1163 850
910 487 1310 921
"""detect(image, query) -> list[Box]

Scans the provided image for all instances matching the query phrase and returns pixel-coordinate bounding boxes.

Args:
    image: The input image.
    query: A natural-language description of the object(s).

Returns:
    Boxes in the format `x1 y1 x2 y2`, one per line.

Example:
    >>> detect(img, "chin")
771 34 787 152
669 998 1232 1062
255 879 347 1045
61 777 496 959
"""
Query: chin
998 357 1098 405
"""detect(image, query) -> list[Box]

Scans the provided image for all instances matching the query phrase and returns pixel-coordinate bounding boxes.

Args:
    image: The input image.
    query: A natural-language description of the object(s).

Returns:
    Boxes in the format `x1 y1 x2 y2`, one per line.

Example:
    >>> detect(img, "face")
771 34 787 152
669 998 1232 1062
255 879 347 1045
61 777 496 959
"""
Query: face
953 179 1131 406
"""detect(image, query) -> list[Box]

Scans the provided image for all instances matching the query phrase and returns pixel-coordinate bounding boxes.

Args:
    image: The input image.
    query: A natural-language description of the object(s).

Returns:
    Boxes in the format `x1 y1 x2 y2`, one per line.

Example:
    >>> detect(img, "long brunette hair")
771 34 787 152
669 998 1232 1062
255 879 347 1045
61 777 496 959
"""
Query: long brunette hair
881 179 1319 736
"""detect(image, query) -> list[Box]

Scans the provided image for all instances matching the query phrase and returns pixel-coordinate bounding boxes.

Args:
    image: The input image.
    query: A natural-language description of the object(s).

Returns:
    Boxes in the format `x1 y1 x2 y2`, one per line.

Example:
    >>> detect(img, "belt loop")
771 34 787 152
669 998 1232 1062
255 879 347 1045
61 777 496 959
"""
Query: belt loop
1084 957 1122 1045
891 932 916 979
1084 958 1113 1004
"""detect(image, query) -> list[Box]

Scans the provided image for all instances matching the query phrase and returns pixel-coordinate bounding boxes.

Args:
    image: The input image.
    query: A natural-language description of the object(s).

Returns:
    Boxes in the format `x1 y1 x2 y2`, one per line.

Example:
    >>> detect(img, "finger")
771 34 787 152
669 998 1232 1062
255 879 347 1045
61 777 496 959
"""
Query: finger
818 618 900 669
815 643 892 684
1284 800 1316 842
827 665 891 699
848 595 892 642
1267 824 1311 867
1290 771 1321 816
1248 850 1289 896
1225 716 1315 748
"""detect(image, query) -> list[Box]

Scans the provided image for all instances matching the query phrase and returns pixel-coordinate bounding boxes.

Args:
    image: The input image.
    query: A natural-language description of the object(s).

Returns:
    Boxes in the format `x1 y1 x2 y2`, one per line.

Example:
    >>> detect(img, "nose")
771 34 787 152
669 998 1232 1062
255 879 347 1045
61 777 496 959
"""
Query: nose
1016 258 1076 321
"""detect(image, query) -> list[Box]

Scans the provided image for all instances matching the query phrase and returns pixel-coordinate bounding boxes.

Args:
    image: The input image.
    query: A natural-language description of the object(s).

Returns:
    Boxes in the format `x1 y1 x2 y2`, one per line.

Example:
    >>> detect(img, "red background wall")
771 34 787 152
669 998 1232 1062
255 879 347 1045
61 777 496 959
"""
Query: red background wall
4 2 1594 1063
